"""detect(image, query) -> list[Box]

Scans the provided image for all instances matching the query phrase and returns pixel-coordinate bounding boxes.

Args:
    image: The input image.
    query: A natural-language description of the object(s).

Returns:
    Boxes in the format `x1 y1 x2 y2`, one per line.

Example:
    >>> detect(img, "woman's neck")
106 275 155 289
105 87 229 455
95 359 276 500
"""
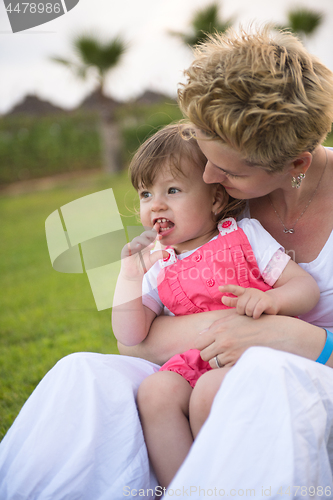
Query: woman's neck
249 146 333 263
266 146 328 224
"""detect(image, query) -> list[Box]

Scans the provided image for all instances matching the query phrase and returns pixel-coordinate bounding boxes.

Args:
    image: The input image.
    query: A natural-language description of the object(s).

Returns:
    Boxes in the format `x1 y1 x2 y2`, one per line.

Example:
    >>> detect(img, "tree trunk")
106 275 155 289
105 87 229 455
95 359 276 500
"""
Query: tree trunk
94 85 122 174
99 116 122 173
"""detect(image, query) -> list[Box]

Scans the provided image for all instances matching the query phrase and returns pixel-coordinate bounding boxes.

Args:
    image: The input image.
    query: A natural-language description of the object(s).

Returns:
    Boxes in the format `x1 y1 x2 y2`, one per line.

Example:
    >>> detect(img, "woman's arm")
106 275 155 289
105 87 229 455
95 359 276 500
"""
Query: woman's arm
118 302 332 369
195 312 333 368
117 308 232 365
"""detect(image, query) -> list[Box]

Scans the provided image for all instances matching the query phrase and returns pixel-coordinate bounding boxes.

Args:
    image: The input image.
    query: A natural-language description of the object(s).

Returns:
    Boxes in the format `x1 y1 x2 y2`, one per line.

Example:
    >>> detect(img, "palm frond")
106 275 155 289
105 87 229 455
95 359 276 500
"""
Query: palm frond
171 2 232 48
51 34 126 95
287 8 322 36
50 56 72 67
278 8 323 37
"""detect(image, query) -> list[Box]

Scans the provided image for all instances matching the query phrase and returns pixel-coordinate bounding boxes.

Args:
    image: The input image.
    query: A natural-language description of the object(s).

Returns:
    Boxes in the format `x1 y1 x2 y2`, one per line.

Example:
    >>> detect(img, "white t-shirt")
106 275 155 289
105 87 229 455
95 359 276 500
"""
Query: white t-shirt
142 218 288 317
240 204 333 331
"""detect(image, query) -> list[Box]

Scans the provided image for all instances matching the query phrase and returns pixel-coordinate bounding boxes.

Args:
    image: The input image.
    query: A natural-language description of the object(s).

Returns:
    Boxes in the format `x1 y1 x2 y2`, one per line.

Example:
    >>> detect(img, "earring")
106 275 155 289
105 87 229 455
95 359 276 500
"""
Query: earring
291 173 306 189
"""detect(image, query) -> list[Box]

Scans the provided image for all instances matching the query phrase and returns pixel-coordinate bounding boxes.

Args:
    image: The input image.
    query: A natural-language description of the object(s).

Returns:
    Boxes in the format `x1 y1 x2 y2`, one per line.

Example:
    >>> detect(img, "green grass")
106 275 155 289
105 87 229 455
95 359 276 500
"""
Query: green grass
0 170 139 440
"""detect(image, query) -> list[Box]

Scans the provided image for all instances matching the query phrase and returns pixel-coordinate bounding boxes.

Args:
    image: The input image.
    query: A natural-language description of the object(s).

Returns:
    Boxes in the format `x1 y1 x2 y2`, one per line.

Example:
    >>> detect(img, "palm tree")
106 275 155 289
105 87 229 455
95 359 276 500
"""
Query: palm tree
171 3 233 48
52 35 126 98
278 8 323 41
52 34 126 173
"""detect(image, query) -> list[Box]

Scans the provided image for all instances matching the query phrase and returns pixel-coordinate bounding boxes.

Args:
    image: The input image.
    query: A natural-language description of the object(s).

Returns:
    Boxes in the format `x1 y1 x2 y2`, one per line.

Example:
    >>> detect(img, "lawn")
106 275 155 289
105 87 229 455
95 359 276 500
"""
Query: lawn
0 170 139 440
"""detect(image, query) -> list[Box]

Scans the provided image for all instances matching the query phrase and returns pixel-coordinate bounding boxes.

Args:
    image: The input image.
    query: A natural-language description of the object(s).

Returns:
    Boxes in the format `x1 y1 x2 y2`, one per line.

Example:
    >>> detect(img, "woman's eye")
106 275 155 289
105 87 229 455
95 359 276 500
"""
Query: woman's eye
168 187 180 194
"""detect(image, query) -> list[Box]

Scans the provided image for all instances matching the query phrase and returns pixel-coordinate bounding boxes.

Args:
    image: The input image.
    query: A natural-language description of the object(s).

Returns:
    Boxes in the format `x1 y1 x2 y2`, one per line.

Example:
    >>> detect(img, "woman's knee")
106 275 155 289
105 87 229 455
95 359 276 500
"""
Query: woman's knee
239 347 294 372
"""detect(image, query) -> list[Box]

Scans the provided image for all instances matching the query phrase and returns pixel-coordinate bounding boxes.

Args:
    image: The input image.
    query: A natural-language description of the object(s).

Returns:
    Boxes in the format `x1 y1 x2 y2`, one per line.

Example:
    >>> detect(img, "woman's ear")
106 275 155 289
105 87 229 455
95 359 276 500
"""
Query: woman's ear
288 152 312 178
212 184 228 215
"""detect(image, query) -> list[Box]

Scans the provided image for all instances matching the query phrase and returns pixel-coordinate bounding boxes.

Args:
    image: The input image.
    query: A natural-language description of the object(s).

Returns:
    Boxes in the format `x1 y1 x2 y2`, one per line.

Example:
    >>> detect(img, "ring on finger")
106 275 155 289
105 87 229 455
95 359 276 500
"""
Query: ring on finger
215 355 223 369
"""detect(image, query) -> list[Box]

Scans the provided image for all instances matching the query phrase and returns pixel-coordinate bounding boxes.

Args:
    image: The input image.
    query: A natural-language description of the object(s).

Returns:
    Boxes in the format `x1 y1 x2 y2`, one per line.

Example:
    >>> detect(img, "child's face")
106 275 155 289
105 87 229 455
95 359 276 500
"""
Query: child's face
138 158 225 253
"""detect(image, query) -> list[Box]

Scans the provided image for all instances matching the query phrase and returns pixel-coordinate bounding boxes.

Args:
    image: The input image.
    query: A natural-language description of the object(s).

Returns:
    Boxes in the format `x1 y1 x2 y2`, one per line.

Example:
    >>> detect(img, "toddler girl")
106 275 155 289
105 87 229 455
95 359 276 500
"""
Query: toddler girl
112 123 319 488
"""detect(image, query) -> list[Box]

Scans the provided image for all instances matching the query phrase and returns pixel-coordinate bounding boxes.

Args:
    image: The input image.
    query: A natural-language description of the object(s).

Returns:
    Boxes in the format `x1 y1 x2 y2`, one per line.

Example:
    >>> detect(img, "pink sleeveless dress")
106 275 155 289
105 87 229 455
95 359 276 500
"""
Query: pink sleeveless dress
158 218 272 387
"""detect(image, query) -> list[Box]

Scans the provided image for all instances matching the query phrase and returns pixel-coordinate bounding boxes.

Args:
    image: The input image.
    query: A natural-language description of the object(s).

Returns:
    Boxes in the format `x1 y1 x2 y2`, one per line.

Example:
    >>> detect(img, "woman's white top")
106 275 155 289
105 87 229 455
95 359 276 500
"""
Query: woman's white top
241 205 333 331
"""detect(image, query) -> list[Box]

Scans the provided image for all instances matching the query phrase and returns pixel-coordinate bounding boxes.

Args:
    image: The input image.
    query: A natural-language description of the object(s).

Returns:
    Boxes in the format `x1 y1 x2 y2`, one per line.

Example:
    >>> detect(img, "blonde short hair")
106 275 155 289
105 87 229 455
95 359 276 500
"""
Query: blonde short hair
178 25 333 171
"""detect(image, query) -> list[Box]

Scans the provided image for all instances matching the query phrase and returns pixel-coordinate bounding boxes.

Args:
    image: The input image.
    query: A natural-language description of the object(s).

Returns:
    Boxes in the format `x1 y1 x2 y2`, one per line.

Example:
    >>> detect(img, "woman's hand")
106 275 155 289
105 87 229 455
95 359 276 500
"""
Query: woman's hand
118 308 233 365
118 306 329 368
194 311 327 368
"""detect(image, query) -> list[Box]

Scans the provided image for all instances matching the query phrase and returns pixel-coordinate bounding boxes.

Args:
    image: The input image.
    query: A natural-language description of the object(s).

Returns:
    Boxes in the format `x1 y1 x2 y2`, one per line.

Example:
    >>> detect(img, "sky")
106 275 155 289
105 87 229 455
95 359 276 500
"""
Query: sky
0 0 332 114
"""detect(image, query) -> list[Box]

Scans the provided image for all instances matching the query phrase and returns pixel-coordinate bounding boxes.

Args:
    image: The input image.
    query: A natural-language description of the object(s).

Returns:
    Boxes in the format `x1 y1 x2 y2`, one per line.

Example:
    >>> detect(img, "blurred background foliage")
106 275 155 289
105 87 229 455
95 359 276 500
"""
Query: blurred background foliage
0 97 332 186
0 2 330 186
170 2 233 47
0 112 101 184
0 98 183 185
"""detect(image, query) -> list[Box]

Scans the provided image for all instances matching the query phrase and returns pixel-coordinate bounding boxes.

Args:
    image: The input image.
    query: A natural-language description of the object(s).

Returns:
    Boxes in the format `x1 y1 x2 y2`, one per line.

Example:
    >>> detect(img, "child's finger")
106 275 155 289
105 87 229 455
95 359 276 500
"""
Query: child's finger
149 249 169 266
252 297 275 319
242 297 258 317
221 295 237 308
130 234 156 253
153 222 162 241
252 301 266 319
138 251 147 273
219 284 246 297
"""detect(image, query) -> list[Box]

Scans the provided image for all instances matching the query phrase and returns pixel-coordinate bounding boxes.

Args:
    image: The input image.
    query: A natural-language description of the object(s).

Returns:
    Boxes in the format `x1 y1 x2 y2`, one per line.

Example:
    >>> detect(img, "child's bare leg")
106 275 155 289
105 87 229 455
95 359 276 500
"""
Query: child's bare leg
137 370 193 488
190 367 231 438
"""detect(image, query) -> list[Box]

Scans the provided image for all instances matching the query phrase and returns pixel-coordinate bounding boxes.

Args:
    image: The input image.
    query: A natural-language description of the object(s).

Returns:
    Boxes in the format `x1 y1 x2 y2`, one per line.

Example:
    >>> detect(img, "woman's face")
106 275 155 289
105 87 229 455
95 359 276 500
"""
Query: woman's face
196 132 288 200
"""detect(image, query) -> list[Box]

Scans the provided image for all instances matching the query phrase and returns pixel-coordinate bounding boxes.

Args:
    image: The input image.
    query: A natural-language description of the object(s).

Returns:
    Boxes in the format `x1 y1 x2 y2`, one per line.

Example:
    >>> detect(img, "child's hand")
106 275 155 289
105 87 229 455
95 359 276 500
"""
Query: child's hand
219 285 278 319
120 224 168 280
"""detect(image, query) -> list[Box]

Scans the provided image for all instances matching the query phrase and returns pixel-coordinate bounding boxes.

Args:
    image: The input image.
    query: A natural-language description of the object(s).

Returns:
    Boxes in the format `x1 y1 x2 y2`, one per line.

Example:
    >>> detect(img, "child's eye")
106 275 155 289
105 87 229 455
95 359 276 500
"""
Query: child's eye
168 187 180 194
140 191 151 199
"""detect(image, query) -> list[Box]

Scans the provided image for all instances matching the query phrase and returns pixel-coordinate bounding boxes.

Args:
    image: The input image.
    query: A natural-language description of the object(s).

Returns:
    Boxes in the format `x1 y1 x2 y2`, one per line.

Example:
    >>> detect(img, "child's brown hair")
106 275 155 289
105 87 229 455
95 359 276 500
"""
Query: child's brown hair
129 123 245 220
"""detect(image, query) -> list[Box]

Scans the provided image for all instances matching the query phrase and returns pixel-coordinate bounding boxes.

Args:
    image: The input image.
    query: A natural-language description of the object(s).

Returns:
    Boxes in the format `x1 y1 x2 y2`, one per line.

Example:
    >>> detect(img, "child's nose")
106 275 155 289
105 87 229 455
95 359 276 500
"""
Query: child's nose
151 195 168 212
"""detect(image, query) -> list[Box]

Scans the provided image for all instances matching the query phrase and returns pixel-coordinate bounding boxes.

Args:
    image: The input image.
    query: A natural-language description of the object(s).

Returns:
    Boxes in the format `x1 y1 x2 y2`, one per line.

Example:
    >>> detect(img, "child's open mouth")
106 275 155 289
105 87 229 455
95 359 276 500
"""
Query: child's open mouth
154 218 175 233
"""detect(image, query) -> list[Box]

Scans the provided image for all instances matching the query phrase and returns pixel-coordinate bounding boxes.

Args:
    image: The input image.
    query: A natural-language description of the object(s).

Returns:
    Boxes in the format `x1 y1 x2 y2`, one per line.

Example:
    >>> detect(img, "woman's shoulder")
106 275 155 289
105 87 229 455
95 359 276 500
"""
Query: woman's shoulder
237 216 267 233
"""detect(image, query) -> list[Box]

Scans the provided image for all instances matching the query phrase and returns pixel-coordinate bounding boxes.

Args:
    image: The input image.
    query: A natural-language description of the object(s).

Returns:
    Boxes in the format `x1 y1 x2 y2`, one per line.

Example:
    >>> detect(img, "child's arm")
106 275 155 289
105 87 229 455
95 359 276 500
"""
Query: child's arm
112 227 167 346
220 259 320 319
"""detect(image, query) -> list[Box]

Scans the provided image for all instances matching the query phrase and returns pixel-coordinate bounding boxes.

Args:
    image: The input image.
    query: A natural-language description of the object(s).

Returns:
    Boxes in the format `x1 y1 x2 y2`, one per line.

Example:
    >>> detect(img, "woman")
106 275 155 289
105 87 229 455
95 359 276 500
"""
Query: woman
1 25 333 499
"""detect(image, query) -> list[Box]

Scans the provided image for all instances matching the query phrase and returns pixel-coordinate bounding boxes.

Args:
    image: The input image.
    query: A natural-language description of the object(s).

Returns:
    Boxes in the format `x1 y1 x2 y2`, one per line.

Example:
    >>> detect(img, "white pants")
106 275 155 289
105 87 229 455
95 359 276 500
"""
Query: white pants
169 347 333 499
1 347 333 499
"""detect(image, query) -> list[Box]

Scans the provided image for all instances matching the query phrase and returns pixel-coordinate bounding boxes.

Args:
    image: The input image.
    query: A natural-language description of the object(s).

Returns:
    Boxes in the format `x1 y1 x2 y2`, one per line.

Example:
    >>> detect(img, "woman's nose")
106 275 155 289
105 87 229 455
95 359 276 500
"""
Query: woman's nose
203 161 226 184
